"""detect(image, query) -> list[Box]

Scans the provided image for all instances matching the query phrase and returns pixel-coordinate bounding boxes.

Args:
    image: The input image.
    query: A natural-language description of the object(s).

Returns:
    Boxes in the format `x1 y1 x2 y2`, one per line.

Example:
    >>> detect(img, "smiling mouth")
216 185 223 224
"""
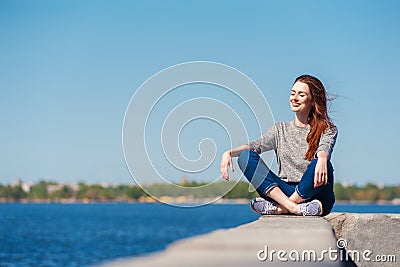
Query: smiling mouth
291 102 300 107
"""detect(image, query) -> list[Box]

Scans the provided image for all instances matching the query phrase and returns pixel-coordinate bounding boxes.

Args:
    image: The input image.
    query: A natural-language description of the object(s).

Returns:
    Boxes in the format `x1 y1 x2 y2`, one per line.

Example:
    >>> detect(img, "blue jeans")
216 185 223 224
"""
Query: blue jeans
238 150 335 216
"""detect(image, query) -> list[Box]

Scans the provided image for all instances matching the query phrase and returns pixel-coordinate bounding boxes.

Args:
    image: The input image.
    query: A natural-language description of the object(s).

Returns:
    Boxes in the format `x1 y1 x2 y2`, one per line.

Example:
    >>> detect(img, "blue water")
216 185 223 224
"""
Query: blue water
0 203 399 267
332 203 400 213
0 203 258 267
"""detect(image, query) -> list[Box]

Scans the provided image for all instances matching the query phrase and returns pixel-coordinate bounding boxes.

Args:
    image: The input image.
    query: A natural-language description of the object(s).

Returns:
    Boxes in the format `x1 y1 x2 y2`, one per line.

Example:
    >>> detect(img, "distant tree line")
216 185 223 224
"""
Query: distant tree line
0 180 399 202
0 181 147 202
334 183 400 202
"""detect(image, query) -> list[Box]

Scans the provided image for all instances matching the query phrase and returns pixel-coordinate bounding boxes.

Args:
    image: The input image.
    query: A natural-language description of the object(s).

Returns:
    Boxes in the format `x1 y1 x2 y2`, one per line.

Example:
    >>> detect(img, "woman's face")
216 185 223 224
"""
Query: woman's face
289 82 313 115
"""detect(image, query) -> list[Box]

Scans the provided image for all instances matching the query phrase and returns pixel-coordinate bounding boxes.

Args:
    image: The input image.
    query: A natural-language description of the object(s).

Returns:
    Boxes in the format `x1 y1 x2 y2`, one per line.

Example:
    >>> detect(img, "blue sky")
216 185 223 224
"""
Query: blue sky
0 0 399 185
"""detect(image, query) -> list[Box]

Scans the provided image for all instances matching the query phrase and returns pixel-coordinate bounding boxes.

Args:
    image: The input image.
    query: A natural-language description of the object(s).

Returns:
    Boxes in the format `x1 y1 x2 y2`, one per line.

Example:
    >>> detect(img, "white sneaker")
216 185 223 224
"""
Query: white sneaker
250 197 277 215
298 199 323 216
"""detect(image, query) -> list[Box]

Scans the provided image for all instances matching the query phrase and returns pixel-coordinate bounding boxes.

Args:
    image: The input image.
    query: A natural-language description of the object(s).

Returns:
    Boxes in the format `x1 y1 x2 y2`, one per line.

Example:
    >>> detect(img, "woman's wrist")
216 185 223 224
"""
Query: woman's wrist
316 150 328 159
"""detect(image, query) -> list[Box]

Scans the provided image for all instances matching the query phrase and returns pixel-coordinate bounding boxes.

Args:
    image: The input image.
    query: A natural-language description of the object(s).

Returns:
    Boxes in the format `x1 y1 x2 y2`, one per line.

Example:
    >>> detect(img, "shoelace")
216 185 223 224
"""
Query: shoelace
256 200 276 214
299 204 311 216
299 201 319 216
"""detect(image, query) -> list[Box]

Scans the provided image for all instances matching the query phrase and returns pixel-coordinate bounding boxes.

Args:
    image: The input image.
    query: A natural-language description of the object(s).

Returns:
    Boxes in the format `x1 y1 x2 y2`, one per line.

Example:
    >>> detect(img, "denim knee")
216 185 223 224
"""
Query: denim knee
296 158 334 200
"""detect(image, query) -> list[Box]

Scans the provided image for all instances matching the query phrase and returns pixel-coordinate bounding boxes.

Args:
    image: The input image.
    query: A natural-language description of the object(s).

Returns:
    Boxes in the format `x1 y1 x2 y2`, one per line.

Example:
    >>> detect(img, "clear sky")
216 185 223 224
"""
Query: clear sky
0 0 399 185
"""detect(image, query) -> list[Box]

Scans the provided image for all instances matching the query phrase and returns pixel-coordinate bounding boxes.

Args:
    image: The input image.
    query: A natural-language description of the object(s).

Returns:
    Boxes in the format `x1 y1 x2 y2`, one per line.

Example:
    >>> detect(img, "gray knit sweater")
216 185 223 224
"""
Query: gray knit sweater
248 121 338 182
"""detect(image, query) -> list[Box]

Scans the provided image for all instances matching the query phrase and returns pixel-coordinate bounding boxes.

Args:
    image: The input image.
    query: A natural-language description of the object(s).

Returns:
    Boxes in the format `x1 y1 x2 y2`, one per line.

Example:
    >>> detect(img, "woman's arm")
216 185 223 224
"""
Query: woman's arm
220 144 250 180
316 127 338 158
221 124 278 181
314 127 338 187
314 150 328 188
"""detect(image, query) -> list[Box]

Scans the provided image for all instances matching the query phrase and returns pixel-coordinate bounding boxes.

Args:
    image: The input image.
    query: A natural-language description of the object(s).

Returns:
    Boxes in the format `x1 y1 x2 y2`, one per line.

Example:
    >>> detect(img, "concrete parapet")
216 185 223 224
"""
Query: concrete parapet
325 212 399 267
99 215 343 267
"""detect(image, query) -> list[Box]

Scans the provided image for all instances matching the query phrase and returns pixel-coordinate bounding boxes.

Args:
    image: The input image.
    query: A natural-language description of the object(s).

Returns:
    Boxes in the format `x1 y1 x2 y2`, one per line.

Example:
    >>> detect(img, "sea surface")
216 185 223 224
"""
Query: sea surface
0 202 399 267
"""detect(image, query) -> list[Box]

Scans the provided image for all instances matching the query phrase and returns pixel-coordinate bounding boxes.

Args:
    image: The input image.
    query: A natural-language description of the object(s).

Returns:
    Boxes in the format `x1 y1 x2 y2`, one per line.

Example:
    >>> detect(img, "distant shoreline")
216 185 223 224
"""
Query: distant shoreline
1 198 399 205
3 180 399 204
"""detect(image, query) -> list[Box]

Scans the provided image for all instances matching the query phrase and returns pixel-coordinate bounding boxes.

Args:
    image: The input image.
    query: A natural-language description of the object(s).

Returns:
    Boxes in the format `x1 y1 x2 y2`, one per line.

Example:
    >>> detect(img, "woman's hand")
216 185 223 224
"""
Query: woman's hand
220 145 250 181
314 152 329 188
220 150 234 181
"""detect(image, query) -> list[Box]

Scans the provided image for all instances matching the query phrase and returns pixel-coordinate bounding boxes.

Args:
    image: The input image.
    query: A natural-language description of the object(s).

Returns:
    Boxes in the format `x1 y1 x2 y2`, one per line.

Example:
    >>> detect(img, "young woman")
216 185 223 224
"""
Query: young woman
220 74 337 216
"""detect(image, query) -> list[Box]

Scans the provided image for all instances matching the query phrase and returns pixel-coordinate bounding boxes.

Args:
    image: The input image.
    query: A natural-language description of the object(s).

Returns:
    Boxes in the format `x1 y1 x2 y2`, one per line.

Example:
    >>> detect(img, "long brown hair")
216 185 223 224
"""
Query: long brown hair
294 75 335 160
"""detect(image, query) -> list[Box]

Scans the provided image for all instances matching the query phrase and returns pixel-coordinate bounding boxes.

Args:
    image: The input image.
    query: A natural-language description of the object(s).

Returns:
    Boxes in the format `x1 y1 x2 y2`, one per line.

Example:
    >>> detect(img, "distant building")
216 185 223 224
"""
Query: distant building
47 184 64 195
12 178 22 186
181 176 188 185
341 181 354 188
21 182 34 193
69 183 79 192
100 182 109 188
12 179 34 193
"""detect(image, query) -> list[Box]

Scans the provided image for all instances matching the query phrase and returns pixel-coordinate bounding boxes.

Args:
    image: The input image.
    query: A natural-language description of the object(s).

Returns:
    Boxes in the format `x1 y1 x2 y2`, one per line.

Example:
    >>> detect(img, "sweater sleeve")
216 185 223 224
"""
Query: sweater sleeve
248 124 277 154
316 126 338 158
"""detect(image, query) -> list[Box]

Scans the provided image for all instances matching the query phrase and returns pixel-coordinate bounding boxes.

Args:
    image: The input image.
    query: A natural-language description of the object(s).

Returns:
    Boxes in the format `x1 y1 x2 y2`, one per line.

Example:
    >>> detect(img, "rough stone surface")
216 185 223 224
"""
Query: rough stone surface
325 212 400 267
98 216 343 267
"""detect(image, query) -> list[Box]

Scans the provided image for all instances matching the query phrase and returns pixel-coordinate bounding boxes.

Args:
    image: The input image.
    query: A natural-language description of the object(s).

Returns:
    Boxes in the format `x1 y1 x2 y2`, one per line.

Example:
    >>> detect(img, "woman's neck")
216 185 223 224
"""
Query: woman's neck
294 113 309 127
